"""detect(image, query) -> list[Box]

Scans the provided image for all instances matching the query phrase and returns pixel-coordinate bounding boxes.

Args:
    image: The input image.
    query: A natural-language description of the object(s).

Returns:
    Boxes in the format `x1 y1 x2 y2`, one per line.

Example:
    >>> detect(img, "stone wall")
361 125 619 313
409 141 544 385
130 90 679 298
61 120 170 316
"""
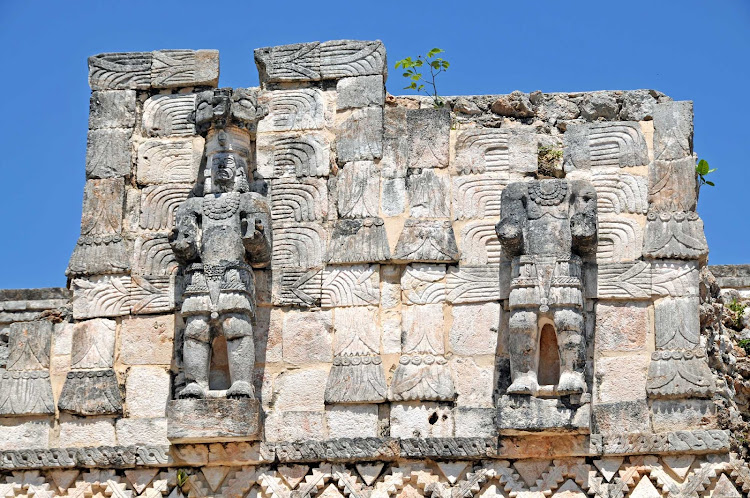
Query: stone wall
0 40 747 497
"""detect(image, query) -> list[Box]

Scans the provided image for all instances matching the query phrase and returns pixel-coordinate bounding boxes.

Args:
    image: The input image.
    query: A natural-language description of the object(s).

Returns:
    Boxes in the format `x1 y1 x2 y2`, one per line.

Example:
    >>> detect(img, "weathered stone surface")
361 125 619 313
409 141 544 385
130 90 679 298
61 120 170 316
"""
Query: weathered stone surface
333 161 380 218
0 371 55 416
325 405 379 437
646 350 715 398
119 316 174 365
320 40 387 79
6 320 52 371
327 218 390 264
136 137 204 185
132 234 178 276
70 318 116 368
58 370 122 415
116 417 169 446
446 265 502 304
643 211 708 260
72 275 175 319
651 260 699 297
651 399 716 432
125 366 170 418
596 215 643 263
454 128 537 175
85 128 132 179
592 401 650 435
380 177 406 216
142 94 197 137
579 92 619 120
254 42 321 82
151 49 219 88
595 302 648 352
272 368 327 411
595 262 652 299
265 410 327 441
270 177 328 222
390 402 454 438
89 90 136 129
271 267 323 307
653 100 693 160
591 170 648 214
460 221 501 265
496 395 590 434
336 75 384 110
450 302 500 355
401 264 446 305
648 157 697 212
407 168 449 218
393 219 459 263
490 91 534 118
139 184 192 231
620 89 659 121
452 357 495 407
381 107 408 179
654 296 700 349
595 355 649 403
272 222 327 268
407 108 450 169
281 310 332 365
335 107 383 162
258 89 326 132
167 398 261 442
58 417 117 447
0 420 51 450
321 264 380 307
452 174 508 220
453 407 495 437
563 122 649 170
88 52 151 90
256 132 330 178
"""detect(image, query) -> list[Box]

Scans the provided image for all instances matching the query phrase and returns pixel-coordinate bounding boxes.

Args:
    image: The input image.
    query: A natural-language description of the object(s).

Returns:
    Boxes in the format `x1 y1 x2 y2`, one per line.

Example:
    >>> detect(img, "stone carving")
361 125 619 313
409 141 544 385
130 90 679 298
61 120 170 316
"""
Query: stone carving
649 157 697 212
169 121 271 401
333 161 380 218
407 109 450 169
653 101 693 161
596 215 643 263
643 211 708 260
563 122 649 170
72 275 174 318
70 318 116 369
320 40 387 79
452 174 509 220
495 179 597 397
651 260 699 298
590 170 648 214
335 107 383 163
393 220 459 263
88 52 152 90
272 223 327 268
327 218 390 264
85 128 132 179
407 169 449 218
136 138 204 185
654 296 699 349
255 42 322 82
401 264 446 305
270 178 328 222
497 395 591 433
646 350 715 398
446 265 502 304
139 184 192 231
0 321 54 416
272 268 323 307
167 398 262 442
596 262 652 299
454 128 537 175
256 133 330 178
258 89 325 132
321 265 380 307
459 222 502 265
337 75 385 110
89 90 136 129
58 370 123 415
132 234 178 276
142 94 197 137
151 49 219 88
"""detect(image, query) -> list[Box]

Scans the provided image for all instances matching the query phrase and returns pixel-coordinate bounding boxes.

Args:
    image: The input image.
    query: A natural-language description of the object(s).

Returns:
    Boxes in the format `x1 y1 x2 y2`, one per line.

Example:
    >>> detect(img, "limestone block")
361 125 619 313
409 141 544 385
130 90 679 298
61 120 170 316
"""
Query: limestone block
390 402 454 438
401 264 446 305
643 211 708 260
393 219 459 263
653 100 693 160
491 91 535 118
595 355 649 403
6 320 52 370
496 395 590 434
651 260 699 298
151 49 219 88
451 357 494 407
446 265 502 304
596 215 643 263
125 366 170 418
119 316 174 366
254 42 321 82
322 265 380 307
591 170 648 215
452 174 509 220
595 302 648 352
71 318 116 368
116 417 169 446
0 372 55 416
325 354 386 404
454 128 537 175
320 39 387 79
333 161 380 218
88 52 152 90
142 94 196 137
336 75 384 110
58 370 122 415
136 137 204 185
270 177 328 222
651 399 716 432
0 420 51 450
89 90 136 129
139 184 193 231
381 107 408 179
407 108 450 169
595 262 652 299
381 310 401 354
282 310 333 365
654 296 700 350
255 307 282 364
407 169 450 218
72 275 175 319
325 405 379 438
85 128 132 179
57 416 117 447
579 92 618 120
258 89 326 132
450 302 500 355
335 107 383 162
272 368 328 411
620 89 658 121
389 354 454 401
459 221 501 265
381 177 406 216
646 350 715 398
53 322 74 357
272 222 328 268
256 132 330 178
592 401 650 435
563 122 649 170
327 218 390 264
132 234 178 276
649 157 697 212
271 267 323 307
167 398 261 442
453 407 495 437
264 410 326 442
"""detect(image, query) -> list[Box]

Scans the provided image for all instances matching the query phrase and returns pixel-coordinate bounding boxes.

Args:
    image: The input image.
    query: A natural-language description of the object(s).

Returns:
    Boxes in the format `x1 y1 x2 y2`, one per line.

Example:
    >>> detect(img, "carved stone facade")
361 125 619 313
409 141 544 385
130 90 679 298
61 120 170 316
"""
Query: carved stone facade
0 40 745 496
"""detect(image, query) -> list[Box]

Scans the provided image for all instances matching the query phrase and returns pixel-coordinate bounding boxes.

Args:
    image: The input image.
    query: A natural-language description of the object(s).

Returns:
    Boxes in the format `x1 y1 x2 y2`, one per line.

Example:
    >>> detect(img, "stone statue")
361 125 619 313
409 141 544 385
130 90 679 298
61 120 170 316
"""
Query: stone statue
170 90 270 400
495 179 597 396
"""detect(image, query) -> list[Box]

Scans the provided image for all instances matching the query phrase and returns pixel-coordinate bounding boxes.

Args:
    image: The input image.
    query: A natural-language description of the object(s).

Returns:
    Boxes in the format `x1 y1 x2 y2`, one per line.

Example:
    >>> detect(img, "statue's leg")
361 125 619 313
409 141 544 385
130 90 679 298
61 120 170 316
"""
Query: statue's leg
179 315 211 399
506 309 539 395
553 307 586 394
223 313 255 399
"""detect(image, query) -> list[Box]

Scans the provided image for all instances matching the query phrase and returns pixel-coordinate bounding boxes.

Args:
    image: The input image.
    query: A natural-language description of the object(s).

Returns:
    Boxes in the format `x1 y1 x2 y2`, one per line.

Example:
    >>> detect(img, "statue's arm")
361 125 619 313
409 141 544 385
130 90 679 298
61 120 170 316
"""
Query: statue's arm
570 181 598 255
241 193 272 268
495 183 527 257
169 198 201 263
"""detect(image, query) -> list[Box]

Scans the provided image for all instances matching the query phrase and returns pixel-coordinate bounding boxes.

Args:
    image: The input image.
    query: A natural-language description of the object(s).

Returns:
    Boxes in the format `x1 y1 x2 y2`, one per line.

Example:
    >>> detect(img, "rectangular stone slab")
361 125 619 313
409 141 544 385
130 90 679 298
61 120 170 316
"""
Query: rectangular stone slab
167 398 261 442
496 395 590 434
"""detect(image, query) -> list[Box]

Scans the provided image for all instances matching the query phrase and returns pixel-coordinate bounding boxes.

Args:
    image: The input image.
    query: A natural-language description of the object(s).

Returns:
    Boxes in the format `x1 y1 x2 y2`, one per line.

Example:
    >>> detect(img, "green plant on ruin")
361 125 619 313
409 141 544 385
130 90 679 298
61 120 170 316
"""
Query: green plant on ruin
696 158 716 188
729 299 747 330
176 469 190 496
537 145 564 177
395 48 450 108
737 339 750 356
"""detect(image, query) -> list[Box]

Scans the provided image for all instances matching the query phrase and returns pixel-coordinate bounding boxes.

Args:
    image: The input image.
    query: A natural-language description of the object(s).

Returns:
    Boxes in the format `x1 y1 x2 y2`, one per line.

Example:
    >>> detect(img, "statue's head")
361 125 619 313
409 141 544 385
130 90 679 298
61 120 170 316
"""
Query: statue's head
204 126 251 194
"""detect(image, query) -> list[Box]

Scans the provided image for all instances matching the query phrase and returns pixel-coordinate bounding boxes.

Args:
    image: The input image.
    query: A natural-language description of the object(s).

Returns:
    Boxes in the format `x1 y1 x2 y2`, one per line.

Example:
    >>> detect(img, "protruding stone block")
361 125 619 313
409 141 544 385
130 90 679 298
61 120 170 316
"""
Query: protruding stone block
393 219 459 263
167 398 261 442
407 108 450 169
646 350 715 399
151 49 219 88
653 100 693 160
563 122 649 170
649 157 697 212
643 211 708 260
89 90 136 129
258 89 326 132
142 94 197 137
496 395 590 434
88 52 152 90
454 128 537 175
85 128 132 179
57 370 123 416
336 75 384 110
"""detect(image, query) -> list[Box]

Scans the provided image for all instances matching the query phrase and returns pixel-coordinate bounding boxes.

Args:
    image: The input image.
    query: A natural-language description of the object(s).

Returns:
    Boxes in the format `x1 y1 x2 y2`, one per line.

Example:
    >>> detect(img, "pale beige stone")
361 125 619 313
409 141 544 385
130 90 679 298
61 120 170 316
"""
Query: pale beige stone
380 265 402 309
52 322 74 356
115 417 169 446
264 410 327 441
390 402 454 438
119 316 174 365
272 368 328 411
0 420 51 450
282 310 333 365
453 407 495 437
255 307 283 364
595 355 649 403
450 302 500 355
381 309 402 354
451 357 494 407
125 366 171 418
595 302 649 352
58 416 117 447
325 404 379 438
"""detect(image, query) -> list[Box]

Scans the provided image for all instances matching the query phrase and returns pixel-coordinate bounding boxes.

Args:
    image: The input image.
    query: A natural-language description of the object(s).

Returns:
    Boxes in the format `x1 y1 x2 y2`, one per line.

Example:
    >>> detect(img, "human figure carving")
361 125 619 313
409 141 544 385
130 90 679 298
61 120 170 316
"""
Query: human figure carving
495 179 597 396
170 124 271 400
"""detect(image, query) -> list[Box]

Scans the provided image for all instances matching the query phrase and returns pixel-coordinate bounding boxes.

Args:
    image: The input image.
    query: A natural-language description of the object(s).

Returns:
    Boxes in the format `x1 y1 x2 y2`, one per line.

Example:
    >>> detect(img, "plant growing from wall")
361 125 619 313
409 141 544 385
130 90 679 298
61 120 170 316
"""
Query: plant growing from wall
395 48 450 108
728 298 747 331
696 158 716 187
537 145 564 177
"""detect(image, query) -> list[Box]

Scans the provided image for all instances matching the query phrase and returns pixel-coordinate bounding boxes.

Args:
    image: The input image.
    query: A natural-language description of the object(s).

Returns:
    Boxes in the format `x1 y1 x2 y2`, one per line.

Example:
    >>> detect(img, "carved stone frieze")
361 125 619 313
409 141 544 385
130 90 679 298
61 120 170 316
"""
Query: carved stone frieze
333 161 380 218
72 275 175 319
0 321 54 416
256 132 330 178
446 265 502 304
327 218 390 264
393 220 459 263
88 52 152 90
643 211 708 260
646 350 715 399
272 267 323 307
454 128 537 175
563 121 649 170
407 109 450 169
136 137 204 185
335 107 383 163
258 89 326 132
57 370 123 416
142 94 197 137
151 49 219 88
321 265 380 307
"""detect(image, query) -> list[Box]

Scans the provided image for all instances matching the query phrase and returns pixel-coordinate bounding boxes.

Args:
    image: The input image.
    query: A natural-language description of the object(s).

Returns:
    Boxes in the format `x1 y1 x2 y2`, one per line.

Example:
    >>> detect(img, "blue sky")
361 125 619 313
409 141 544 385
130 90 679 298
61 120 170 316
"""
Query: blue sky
0 0 748 289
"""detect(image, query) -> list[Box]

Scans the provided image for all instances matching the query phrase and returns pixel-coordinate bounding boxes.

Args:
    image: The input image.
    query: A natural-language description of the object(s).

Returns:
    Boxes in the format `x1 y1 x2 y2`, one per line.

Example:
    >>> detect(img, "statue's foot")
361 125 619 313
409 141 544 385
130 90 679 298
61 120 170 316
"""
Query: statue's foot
506 373 539 395
227 381 254 399
557 371 586 395
178 382 206 399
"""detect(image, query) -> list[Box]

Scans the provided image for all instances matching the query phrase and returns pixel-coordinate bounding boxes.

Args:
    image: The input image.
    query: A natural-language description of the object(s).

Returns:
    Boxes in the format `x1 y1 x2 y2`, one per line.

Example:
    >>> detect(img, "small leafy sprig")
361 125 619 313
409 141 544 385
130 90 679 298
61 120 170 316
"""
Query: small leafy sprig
395 48 450 108
696 158 716 187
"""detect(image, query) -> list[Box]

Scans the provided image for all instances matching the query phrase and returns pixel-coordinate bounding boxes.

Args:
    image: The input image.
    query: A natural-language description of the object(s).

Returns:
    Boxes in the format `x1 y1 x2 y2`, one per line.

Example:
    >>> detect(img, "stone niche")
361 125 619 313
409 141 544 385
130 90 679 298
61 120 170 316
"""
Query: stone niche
0 41 747 498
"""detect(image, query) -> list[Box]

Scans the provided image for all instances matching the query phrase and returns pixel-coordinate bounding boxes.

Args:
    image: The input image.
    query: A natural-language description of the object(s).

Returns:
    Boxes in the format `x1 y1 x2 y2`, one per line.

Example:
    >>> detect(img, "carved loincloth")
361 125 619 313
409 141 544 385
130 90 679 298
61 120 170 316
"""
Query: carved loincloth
180 261 256 317
509 255 583 311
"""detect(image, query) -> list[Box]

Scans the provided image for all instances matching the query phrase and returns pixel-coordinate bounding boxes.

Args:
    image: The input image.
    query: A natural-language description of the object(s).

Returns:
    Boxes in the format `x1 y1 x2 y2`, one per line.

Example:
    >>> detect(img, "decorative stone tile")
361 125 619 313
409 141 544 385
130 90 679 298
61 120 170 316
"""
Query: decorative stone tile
595 302 648 352
70 318 116 368
596 262 652 299
563 121 649 170
85 128 132 179
591 170 648 214
446 265 502 304
650 399 716 432
136 137 204 185
454 128 537 175
119 316 174 366
255 42 321 82
0 371 55 416
58 370 122 416
0 420 51 450
651 260 699 297
401 264 446 305
72 275 175 319
653 100 693 160
596 215 643 263
654 296 700 350
256 132 330 178
139 184 192 232
336 75 384 110
321 265 380 307
282 310 333 365
270 177 328 222
393 219 459 263
132 234 178 276
264 410 327 442
333 161 380 218
449 302 500 356
272 222 328 268
320 40 386 79
592 401 650 435
141 94 197 137
646 350 715 398
89 90 136 129
271 267 323 307
407 108 450 169
327 218 390 264
407 169 450 218
257 89 326 132
459 221 501 265
381 107 408 179
88 52 152 90
452 174 509 220
649 157 697 212
331 307 380 356
6 321 52 371
643 211 708 260
335 107 383 162
151 49 219 88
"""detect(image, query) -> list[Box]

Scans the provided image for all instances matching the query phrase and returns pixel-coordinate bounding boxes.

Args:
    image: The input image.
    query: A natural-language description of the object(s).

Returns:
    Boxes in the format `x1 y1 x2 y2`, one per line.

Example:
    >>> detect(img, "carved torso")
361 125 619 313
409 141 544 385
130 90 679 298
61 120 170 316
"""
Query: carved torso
200 192 245 266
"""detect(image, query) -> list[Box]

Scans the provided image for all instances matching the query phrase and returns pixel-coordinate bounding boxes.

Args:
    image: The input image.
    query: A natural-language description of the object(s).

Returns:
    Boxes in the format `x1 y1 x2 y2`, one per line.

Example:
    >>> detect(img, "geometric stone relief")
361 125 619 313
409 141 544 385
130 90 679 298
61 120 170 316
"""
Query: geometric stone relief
591 170 648 214
643 211 708 260
151 49 219 88
321 265 380 307
5 321 51 371
393 220 459 263
596 215 643 263
0 321 54 416
401 264 446 305
272 223 327 268
57 369 123 416
648 157 697 212
459 221 502 265
446 265 501 304
135 137 204 185
141 94 197 137
651 260 699 298
596 262 652 299
272 267 323 307
132 234 179 276
646 350 715 399
69 319 116 369
257 89 326 133
327 218 390 264
319 39 387 79
270 178 328 222
407 109 450 169
88 52 152 90
333 161 380 218
654 296 700 349
451 174 509 220
453 127 537 175
256 133 330 178
407 169 449 218
335 107 383 163
563 122 649 170
71 275 174 319
139 184 192 231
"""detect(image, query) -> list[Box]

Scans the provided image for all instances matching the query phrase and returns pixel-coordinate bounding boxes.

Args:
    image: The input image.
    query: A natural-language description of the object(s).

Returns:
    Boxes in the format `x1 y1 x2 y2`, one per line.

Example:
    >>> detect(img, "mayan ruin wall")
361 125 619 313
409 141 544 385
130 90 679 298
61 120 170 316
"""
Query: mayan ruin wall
1 39 750 497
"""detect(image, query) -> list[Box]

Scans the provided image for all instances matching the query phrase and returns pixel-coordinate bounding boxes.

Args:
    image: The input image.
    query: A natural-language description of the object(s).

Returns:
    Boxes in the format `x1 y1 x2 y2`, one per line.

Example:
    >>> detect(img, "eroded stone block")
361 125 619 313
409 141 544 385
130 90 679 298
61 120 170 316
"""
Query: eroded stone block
89 90 136 129
58 370 122 415
88 52 152 90
58 416 117 447
151 49 219 88
450 302 500 356
333 161 380 218
258 89 326 132
653 100 693 160
393 219 459 263
325 405 379 438
282 310 333 365
407 168 449 218
497 395 590 434
446 265 502 304
595 302 648 352
390 402 454 438
327 218 390 264
119 316 174 365
407 108 450 169
563 122 649 170
336 75 384 110
592 401 650 435
142 94 197 137
136 137 204 185
70 318 116 368
644 211 708 260
452 174 509 220
651 399 716 432
85 128 132 179
116 417 169 446
649 157 697 212
167 398 262 442
335 107 383 162
454 128 537 175
256 132 330 178
595 355 649 403
654 296 700 349
401 264 446 305
255 42 321 83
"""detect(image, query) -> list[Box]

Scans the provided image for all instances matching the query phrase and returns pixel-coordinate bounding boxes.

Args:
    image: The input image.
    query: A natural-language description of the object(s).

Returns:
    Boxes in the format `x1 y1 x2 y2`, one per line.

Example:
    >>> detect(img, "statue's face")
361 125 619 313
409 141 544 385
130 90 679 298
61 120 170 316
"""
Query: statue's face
210 152 239 190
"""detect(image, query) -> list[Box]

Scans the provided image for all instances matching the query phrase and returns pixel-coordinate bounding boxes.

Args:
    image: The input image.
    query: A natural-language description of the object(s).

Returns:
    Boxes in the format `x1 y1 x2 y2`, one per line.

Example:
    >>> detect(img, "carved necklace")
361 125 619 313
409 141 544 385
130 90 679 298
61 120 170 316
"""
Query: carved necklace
203 192 240 220
528 180 567 206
